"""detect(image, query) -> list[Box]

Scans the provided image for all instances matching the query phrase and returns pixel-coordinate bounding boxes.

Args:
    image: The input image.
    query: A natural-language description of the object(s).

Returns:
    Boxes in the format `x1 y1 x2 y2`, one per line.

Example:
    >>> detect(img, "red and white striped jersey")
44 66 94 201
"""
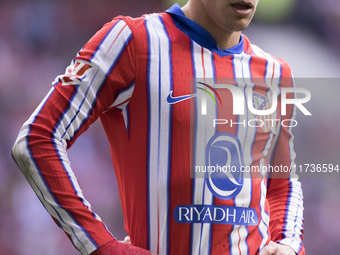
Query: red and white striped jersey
12 4 304 255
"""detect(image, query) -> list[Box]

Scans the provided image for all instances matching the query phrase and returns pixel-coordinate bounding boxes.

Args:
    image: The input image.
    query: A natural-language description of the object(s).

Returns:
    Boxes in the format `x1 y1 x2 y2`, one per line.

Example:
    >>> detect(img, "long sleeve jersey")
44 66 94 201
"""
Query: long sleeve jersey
12 4 304 255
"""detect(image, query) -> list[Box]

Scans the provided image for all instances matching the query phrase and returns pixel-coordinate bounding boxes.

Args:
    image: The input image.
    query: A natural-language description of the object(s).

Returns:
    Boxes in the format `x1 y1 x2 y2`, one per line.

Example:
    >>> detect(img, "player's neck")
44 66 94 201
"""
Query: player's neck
182 3 242 50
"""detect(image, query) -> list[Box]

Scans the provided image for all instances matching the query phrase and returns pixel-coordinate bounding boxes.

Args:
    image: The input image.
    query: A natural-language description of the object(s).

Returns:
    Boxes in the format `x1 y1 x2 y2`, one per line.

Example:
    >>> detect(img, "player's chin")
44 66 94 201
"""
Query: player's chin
225 18 253 32
232 11 256 29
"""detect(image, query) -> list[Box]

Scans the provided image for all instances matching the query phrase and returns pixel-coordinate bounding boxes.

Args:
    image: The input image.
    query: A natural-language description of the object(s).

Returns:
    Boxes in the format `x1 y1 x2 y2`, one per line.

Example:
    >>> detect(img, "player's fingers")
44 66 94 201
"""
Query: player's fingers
259 241 296 255
122 235 131 244
259 241 277 255
119 235 130 244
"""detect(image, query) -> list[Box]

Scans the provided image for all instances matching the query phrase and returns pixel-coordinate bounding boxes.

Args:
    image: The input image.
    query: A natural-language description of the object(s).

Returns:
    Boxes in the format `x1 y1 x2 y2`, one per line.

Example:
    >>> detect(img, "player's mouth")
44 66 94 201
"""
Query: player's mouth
230 1 254 16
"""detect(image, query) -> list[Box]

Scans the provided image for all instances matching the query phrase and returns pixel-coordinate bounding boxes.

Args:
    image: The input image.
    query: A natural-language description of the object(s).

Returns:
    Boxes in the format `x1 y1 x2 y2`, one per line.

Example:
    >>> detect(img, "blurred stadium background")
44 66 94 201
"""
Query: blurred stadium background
1 0 340 254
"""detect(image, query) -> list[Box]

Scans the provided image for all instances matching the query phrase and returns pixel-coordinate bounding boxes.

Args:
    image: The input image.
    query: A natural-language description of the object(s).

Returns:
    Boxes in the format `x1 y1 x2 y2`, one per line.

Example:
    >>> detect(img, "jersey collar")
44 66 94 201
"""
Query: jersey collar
165 3 244 57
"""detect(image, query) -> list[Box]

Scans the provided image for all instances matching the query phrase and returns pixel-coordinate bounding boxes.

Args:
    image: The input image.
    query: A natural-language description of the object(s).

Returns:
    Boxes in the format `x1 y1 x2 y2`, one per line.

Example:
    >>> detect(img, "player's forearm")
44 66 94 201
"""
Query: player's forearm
266 81 304 254
12 115 114 255
266 177 304 254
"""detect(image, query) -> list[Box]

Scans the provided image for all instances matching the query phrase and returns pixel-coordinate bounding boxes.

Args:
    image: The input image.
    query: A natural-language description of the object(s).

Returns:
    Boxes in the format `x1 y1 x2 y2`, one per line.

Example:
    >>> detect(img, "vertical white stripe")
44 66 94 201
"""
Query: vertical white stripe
239 53 252 255
145 14 171 255
157 16 171 255
145 15 160 254
191 43 215 255
200 47 215 255
230 53 244 255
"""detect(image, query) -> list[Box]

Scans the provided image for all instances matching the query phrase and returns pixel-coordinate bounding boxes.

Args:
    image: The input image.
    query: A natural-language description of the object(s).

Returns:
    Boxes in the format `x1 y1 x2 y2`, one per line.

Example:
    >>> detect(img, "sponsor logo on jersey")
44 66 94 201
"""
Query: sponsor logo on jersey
174 205 259 225
166 91 195 104
205 132 244 200
166 82 222 105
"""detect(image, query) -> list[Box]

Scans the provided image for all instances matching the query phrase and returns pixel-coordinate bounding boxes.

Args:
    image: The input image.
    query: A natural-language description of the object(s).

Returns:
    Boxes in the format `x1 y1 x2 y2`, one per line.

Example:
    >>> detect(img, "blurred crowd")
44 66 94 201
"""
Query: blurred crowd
0 0 339 254
294 0 340 54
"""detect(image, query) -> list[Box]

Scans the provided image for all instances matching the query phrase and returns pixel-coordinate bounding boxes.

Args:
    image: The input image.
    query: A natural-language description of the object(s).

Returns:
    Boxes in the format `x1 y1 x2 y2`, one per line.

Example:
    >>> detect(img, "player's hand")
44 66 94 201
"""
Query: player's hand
91 238 157 255
121 236 131 244
259 241 296 255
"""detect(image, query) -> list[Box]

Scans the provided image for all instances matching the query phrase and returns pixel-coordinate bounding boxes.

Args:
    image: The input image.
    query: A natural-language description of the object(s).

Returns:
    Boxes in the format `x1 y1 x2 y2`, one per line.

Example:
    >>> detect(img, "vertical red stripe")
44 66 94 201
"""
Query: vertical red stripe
201 47 206 80
115 16 150 249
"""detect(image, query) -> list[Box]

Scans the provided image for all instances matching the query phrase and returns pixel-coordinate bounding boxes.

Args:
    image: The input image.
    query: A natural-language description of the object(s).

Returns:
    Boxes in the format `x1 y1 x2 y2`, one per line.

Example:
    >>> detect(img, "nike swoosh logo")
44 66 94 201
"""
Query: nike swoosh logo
166 91 196 104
